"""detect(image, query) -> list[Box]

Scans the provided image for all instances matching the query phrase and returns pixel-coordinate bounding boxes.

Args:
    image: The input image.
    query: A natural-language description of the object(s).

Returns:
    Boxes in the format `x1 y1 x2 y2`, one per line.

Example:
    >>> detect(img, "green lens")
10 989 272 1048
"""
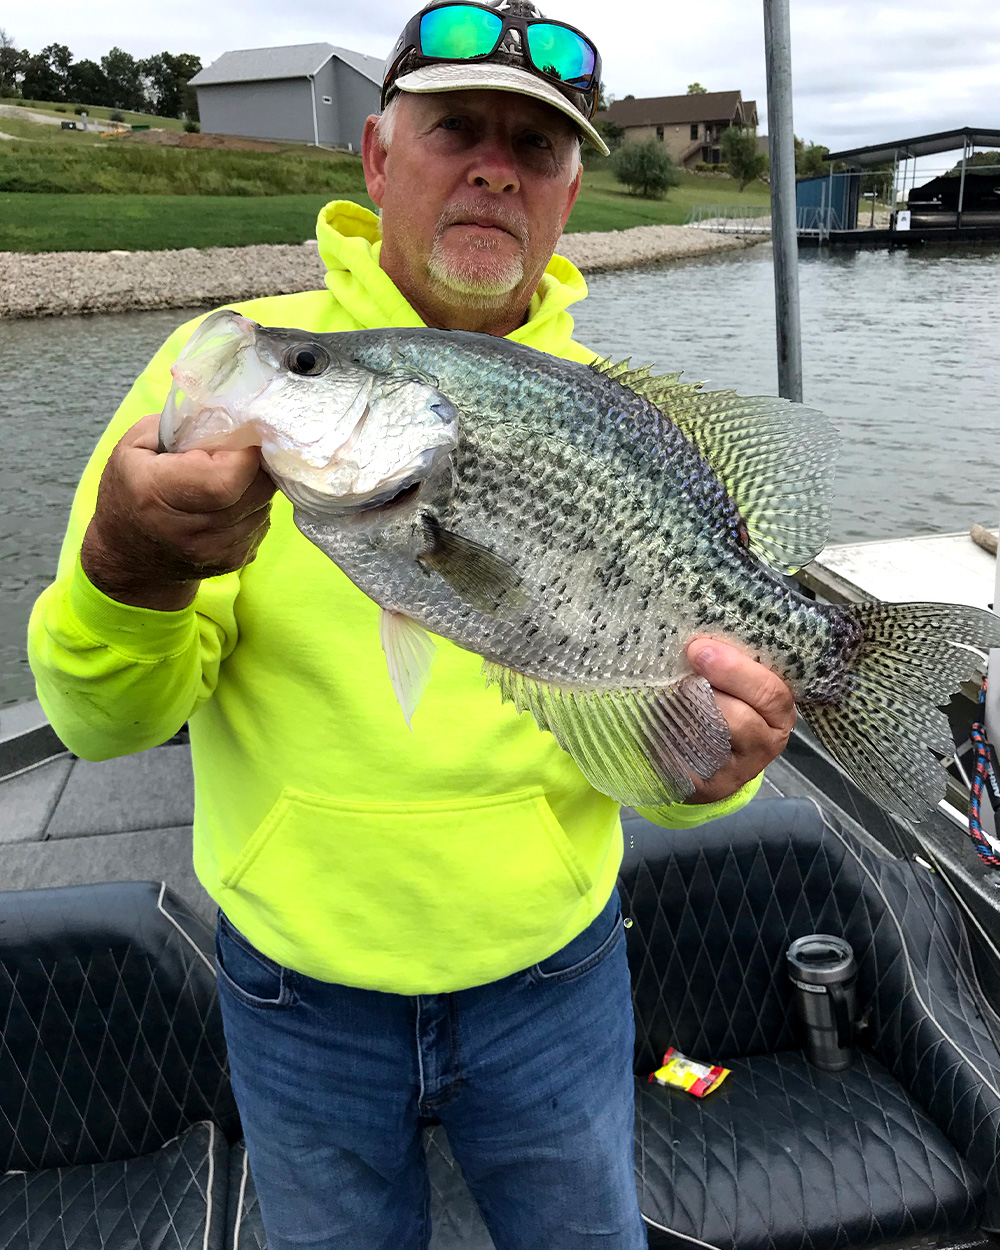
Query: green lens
526 23 595 87
420 5 503 58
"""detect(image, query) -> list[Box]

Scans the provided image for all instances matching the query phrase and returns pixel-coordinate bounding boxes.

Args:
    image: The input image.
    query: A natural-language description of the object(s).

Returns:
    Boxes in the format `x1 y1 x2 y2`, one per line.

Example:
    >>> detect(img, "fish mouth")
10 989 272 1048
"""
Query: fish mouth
354 479 423 514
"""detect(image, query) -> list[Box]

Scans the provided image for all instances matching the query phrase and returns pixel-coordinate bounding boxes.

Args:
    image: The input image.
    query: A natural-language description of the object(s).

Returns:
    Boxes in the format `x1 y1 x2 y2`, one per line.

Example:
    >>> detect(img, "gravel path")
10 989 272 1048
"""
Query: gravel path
0 225 767 320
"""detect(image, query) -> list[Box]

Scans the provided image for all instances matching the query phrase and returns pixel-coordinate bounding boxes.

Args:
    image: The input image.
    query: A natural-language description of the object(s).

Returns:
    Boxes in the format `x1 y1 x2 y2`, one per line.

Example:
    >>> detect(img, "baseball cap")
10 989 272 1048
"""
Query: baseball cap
383 1 610 156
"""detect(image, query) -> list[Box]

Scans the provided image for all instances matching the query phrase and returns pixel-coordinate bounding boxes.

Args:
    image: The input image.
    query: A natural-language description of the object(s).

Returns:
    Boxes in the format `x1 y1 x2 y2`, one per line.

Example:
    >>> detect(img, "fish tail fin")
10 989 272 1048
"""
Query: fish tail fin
800 602 1000 821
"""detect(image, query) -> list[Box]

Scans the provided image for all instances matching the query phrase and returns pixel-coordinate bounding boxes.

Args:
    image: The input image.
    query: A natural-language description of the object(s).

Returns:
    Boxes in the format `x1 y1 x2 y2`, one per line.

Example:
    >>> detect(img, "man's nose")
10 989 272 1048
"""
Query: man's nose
468 138 520 193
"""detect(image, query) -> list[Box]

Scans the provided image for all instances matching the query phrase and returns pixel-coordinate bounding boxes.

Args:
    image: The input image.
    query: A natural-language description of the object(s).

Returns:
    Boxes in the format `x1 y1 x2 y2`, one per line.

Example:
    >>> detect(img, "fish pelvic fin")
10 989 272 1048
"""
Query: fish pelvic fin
379 609 437 728
801 601 1000 821
482 663 731 807
590 355 838 575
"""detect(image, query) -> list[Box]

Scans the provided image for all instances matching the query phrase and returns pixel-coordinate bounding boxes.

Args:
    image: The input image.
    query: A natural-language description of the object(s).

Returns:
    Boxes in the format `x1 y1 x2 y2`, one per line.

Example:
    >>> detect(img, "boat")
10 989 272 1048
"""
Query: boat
4 527 1000 1249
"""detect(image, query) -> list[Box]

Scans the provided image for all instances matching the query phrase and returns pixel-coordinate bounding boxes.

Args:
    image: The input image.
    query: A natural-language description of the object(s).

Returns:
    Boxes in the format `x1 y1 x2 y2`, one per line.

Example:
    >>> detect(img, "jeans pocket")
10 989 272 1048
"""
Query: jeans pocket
529 891 624 985
216 912 295 1009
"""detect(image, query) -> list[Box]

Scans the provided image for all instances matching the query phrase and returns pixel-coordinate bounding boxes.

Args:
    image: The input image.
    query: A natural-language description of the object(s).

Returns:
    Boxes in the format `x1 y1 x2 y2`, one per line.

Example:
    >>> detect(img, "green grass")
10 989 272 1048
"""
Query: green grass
0 192 376 251
0 158 773 252
0 97 186 130
0 138 369 196
565 168 770 232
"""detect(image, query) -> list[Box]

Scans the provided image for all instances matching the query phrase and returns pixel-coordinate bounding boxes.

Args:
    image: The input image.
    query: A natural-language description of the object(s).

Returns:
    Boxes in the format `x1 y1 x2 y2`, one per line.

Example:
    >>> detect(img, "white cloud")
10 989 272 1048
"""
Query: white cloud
8 0 999 155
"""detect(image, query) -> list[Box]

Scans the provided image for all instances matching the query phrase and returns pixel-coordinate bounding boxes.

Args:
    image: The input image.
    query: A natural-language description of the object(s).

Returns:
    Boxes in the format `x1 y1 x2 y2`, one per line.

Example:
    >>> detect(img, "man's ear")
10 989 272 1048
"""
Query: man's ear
362 115 387 207
560 161 583 229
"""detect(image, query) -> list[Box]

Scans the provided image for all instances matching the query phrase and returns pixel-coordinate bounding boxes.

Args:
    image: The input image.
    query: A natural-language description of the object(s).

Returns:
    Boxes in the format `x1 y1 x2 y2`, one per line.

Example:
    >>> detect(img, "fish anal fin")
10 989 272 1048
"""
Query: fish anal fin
482 663 731 807
419 514 525 614
379 608 436 728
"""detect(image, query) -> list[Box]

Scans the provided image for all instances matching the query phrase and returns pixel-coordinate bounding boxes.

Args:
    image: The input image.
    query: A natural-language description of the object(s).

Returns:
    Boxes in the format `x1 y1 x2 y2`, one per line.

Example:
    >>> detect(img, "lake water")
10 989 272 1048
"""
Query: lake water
2 244 999 709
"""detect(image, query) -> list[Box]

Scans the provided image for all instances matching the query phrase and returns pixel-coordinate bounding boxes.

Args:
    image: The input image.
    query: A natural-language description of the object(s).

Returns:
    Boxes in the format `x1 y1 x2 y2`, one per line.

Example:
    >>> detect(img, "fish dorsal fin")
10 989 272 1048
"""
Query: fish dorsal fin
379 609 437 728
591 356 838 574
482 662 731 807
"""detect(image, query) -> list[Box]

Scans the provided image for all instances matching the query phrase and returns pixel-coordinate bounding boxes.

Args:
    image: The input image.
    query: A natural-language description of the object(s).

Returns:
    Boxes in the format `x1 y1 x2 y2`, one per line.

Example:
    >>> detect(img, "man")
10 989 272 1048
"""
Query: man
28 2 795 1246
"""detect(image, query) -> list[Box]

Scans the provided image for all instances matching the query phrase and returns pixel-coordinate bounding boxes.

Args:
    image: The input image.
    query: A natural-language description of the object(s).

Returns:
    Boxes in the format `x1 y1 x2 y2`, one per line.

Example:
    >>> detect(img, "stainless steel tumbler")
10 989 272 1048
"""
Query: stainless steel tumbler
786 934 858 1071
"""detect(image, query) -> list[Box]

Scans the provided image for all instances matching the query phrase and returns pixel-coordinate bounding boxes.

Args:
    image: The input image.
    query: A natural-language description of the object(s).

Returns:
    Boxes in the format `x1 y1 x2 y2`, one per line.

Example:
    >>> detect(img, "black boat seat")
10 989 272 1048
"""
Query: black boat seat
2 799 1000 1250
620 797 997 1249
0 881 239 1250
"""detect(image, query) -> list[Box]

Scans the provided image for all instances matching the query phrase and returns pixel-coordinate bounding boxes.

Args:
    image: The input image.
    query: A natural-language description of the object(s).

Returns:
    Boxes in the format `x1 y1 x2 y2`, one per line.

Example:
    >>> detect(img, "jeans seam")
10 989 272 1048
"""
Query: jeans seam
529 914 624 986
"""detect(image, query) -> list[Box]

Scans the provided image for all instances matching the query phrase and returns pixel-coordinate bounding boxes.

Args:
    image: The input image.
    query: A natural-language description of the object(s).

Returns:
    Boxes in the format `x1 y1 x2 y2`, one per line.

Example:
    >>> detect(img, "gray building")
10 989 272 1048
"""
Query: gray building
189 43 383 150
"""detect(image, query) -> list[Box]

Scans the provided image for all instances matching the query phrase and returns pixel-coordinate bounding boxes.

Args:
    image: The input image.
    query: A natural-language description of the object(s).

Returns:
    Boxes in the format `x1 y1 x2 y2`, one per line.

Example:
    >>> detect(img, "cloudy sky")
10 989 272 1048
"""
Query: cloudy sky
9 0 999 167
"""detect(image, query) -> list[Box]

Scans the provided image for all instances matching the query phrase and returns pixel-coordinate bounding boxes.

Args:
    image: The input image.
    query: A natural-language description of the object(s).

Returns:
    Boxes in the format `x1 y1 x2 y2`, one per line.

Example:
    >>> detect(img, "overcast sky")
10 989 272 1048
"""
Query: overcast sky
8 0 999 167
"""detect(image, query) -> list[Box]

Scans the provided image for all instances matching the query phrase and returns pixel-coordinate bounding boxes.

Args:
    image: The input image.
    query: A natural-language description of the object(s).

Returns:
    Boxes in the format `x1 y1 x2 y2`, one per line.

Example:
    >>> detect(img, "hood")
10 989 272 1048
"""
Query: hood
315 200 589 351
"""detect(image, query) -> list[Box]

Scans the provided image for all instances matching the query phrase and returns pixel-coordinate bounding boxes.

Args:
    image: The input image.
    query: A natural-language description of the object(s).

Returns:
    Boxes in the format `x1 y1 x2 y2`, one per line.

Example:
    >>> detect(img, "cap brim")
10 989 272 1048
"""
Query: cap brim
394 62 610 157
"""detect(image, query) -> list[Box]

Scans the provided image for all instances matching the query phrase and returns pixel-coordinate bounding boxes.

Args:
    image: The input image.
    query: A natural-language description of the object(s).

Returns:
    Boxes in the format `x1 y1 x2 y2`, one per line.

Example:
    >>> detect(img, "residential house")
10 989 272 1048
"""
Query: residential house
599 91 758 168
189 43 382 151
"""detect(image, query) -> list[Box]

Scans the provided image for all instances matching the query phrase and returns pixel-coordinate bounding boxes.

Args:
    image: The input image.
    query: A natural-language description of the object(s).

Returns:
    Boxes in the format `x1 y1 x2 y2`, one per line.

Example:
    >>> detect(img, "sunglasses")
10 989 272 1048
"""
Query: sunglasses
386 2 601 114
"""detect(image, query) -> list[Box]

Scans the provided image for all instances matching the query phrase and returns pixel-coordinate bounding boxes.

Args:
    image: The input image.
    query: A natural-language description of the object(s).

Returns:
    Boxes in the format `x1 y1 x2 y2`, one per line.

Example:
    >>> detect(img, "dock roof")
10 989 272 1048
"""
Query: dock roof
828 127 1000 166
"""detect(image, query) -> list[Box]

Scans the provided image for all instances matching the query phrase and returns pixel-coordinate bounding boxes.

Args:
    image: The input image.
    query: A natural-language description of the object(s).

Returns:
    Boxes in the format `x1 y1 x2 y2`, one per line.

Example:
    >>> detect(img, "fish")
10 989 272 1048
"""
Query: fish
159 307 1000 821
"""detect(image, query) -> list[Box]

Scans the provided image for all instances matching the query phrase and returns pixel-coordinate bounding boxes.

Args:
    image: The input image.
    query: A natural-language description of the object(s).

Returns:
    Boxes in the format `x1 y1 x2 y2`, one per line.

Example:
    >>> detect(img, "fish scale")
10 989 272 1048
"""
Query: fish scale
159 309 1000 820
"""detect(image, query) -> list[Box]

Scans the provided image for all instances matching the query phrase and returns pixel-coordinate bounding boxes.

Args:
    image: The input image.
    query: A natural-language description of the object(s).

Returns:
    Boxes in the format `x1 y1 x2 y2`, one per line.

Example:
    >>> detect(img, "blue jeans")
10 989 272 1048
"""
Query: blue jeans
215 889 646 1250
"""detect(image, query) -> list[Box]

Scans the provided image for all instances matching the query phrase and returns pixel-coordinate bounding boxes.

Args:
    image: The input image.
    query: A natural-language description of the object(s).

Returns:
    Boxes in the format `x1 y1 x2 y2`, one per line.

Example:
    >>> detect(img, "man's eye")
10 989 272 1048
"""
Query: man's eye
523 132 550 149
440 116 464 131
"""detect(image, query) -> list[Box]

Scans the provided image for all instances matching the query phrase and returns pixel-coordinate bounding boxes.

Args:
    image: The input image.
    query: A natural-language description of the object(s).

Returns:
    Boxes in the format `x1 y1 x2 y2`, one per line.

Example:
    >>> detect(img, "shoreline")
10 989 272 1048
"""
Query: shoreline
0 225 767 320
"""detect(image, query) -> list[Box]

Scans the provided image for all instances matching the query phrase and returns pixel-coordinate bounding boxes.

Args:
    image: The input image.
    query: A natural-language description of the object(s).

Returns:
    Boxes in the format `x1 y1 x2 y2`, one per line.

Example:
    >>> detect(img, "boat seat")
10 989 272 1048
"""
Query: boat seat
621 796 997 1249
0 880 240 1250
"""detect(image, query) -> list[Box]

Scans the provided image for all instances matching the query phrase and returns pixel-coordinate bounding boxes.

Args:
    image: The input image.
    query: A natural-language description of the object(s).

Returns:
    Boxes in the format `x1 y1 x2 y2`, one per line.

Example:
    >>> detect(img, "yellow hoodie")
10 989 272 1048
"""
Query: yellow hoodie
28 202 760 994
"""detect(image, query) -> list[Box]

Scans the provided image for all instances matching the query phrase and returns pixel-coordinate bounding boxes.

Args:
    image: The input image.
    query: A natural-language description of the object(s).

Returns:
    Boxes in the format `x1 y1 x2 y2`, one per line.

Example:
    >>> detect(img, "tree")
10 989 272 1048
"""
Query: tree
0 28 24 97
100 46 144 111
20 44 72 101
141 50 202 118
612 140 680 198
794 136 830 177
720 125 768 190
948 150 1000 173
687 82 707 94
595 117 625 152
67 58 109 106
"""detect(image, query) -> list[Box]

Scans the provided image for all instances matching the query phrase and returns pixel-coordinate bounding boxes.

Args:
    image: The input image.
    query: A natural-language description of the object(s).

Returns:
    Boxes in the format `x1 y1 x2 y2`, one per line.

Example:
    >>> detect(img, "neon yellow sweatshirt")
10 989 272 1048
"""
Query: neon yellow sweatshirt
28 201 761 994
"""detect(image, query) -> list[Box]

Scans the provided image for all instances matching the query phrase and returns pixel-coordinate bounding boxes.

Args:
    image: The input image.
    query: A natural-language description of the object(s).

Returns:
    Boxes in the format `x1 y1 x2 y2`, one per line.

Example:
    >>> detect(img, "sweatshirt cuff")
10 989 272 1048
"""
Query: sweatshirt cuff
634 771 764 829
68 554 197 659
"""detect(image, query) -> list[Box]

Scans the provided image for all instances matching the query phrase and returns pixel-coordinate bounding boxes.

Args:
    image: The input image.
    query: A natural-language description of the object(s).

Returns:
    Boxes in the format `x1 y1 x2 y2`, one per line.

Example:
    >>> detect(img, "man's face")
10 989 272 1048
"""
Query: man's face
362 89 582 331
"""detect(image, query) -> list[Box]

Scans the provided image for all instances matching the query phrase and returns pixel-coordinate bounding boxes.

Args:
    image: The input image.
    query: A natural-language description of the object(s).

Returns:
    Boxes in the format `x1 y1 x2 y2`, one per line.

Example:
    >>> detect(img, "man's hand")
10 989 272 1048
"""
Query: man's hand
81 414 277 611
684 637 797 804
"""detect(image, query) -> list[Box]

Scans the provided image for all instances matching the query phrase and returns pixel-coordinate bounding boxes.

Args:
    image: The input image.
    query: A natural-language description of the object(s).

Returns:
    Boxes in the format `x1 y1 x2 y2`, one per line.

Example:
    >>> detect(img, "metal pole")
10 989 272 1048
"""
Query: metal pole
763 0 803 402
957 134 970 230
309 75 320 147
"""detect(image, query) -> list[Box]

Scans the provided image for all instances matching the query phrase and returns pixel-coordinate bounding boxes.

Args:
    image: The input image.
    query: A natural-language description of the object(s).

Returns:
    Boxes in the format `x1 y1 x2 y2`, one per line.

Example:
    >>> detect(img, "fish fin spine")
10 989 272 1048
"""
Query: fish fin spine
379 608 437 728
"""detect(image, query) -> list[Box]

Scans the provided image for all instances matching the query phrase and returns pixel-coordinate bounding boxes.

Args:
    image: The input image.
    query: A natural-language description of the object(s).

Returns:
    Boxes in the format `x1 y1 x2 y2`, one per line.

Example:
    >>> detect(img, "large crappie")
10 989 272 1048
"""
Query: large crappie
159 307 1000 820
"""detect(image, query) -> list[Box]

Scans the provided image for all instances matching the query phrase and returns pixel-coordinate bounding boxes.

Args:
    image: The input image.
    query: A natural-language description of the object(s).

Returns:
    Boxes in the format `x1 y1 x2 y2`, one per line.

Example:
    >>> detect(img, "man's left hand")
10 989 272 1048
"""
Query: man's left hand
683 637 797 804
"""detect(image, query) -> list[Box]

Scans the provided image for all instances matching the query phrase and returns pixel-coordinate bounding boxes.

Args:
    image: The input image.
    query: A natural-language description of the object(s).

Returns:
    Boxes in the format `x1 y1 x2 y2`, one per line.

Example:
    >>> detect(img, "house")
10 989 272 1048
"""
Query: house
189 43 382 151
599 91 758 168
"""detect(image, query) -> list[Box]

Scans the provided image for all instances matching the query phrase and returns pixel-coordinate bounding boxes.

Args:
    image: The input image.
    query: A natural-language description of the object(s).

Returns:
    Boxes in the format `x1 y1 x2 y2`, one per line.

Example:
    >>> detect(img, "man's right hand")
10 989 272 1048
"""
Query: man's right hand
80 413 277 611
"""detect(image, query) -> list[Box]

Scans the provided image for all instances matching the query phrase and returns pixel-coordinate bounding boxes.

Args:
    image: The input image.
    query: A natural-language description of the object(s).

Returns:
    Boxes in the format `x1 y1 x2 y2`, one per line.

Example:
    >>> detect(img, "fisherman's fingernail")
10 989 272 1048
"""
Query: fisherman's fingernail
690 644 716 672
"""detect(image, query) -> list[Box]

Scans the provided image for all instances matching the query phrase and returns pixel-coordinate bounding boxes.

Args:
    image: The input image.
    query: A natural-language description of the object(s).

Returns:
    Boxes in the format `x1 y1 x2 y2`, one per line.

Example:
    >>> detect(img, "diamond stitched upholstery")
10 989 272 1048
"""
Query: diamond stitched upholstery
226 1143 265 1250
0 1120 228 1250
0 882 239 1172
620 797 1000 1240
636 1051 981 1249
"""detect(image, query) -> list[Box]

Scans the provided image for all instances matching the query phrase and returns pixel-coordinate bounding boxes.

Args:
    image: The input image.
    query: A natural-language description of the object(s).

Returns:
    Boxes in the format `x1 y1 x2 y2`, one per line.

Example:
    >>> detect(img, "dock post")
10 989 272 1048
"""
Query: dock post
957 133 970 230
763 0 803 403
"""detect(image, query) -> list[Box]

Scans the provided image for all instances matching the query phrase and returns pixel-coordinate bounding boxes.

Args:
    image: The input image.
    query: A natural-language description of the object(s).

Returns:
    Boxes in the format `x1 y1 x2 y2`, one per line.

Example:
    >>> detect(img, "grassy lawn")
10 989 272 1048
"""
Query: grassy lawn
0 148 773 251
0 97 186 130
0 192 378 251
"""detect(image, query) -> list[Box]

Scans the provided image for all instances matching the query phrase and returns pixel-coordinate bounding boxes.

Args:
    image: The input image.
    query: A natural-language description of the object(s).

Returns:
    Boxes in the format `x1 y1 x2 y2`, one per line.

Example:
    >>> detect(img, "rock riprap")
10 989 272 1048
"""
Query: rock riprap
0 226 766 320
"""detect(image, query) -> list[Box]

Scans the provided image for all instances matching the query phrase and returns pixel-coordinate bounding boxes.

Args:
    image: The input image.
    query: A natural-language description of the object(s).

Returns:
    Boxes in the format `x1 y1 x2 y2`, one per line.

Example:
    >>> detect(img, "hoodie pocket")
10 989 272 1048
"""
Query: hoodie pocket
218 785 595 994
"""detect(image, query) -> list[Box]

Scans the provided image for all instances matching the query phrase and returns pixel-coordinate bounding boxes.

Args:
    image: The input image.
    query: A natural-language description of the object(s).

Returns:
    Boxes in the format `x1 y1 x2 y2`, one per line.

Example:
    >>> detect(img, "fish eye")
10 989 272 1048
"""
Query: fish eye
285 344 329 376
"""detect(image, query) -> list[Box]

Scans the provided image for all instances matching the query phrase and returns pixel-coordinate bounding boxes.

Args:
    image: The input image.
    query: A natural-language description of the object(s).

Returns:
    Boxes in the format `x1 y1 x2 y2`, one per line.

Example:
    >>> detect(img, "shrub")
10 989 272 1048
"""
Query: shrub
611 140 680 198
694 161 730 174
109 109 125 122
720 126 768 190
54 105 67 113
73 105 86 115
183 120 201 133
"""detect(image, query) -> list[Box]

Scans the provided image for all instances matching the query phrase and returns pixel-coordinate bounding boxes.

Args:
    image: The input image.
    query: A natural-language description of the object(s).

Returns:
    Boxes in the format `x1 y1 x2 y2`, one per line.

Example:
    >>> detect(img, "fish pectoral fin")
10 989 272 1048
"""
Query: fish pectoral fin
379 608 437 728
419 514 526 614
482 663 732 807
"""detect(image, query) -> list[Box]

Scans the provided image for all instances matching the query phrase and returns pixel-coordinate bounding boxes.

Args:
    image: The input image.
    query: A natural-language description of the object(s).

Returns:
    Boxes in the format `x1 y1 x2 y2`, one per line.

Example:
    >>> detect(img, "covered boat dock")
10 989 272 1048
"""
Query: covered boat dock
799 126 1000 247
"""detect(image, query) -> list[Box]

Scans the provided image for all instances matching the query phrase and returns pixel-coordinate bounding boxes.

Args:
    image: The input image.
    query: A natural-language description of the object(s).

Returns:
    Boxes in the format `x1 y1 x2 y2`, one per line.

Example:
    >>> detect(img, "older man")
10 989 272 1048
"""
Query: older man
28 2 795 1246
